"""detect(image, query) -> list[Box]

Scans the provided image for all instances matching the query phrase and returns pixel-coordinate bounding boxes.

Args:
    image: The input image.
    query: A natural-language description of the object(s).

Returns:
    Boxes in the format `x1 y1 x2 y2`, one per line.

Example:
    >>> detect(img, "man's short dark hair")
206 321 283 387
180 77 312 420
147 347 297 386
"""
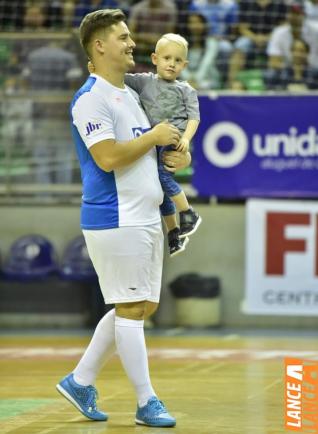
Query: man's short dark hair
79 9 126 58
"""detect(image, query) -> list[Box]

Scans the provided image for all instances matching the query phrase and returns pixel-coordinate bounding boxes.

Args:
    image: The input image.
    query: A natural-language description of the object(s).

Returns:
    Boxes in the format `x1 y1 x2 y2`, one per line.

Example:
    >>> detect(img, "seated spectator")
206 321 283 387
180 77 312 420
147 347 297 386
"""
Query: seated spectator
73 0 119 27
23 3 46 30
304 0 318 27
266 3 318 90
189 0 238 84
128 0 177 70
266 38 318 90
180 12 221 89
228 0 287 87
44 0 64 29
22 41 83 91
175 0 192 34
0 0 26 30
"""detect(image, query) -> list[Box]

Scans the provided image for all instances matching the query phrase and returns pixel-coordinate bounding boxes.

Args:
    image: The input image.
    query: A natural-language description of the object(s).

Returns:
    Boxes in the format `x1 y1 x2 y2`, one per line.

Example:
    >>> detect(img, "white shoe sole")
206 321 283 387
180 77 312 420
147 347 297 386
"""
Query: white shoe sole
56 383 85 415
179 216 202 239
170 236 189 258
135 417 176 427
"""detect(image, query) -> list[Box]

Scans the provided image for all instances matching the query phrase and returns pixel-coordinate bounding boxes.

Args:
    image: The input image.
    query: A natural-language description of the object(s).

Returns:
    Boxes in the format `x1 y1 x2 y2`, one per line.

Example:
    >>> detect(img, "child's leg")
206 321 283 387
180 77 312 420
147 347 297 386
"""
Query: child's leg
160 194 188 257
163 213 178 232
158 147 200 242
170 190 190 212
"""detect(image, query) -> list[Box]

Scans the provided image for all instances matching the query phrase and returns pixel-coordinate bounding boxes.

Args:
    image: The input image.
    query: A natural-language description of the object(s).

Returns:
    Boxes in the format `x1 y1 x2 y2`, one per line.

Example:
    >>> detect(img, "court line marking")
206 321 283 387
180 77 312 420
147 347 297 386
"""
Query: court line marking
195 361 226 374
2 391 124 433
2 347 318 361
247 378 282 400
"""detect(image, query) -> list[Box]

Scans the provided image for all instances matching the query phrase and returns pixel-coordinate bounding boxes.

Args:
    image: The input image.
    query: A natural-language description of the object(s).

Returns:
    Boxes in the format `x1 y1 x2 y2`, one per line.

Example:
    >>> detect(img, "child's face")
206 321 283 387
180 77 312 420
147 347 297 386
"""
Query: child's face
151 41 188 81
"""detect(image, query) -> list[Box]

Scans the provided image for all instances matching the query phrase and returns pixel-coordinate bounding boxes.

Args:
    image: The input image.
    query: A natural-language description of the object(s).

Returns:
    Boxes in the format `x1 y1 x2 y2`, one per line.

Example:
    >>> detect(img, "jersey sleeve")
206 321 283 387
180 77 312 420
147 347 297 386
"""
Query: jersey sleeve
71 91 115 149
184 85 200 121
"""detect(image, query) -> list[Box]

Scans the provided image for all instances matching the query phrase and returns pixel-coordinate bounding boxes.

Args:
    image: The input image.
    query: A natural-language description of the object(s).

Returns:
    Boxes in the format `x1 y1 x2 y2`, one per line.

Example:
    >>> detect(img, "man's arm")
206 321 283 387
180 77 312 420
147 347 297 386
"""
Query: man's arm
90 122 180 172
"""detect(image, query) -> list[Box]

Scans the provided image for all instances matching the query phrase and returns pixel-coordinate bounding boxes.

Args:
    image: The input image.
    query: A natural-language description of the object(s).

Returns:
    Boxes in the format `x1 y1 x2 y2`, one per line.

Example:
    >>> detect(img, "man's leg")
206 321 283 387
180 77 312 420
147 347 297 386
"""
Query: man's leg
56 308 115 421
115 301 156 407
73 308 116 386
114 301 176 427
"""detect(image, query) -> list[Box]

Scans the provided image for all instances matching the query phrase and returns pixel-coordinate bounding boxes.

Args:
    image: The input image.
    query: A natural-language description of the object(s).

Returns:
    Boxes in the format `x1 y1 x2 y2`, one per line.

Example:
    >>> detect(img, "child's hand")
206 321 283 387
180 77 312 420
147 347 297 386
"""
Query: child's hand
176 137 189 152
88 61 95 74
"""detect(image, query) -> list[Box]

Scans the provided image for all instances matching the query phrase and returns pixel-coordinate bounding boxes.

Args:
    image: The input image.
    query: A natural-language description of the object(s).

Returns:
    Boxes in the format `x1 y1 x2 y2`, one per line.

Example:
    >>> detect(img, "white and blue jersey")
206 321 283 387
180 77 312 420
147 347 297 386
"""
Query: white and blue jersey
71 73 163 230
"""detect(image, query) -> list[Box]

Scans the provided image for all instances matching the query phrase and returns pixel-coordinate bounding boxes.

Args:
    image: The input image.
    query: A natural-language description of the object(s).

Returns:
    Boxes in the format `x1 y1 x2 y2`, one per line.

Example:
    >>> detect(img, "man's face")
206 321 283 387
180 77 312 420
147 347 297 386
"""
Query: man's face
101 21 136 72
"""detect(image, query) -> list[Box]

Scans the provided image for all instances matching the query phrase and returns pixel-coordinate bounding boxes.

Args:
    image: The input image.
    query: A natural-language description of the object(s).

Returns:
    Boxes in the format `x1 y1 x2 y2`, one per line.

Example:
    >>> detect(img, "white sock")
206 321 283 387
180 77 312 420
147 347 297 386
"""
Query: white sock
73 308 116 386
115 315 156 407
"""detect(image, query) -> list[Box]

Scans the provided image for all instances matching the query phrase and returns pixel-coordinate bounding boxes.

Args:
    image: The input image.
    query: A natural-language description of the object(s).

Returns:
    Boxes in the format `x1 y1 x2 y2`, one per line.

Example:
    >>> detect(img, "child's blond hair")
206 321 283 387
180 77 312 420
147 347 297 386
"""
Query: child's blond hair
155 33 188 56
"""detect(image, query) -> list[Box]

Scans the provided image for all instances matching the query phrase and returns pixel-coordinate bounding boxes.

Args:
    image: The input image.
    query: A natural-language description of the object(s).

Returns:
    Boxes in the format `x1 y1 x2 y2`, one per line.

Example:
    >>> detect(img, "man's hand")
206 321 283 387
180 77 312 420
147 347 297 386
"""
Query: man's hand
151 122 181 147
176 137 189 152
162 150 191 172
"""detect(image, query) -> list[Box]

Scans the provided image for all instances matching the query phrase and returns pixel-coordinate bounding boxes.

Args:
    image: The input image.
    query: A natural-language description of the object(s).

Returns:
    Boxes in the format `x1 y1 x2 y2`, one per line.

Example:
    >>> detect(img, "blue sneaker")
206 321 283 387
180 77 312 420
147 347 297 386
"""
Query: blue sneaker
56 373 108 421
135 396 176 427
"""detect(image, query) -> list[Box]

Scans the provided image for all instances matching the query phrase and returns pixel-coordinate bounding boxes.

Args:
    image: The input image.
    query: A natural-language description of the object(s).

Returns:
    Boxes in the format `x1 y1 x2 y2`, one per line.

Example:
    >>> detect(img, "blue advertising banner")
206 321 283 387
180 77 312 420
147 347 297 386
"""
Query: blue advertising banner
193 95 318 198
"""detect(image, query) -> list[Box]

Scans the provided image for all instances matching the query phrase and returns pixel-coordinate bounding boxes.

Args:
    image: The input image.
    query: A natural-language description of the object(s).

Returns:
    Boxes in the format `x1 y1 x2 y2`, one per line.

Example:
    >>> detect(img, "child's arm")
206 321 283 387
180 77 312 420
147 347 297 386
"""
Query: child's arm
176 84 200 152
124 72 151 94
177 119 199 152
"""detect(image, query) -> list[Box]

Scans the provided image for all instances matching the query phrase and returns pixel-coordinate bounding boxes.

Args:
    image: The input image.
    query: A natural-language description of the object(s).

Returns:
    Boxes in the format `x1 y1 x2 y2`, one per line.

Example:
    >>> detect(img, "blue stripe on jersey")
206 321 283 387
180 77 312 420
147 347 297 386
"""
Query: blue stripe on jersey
71 77 119 230
71 75 97 110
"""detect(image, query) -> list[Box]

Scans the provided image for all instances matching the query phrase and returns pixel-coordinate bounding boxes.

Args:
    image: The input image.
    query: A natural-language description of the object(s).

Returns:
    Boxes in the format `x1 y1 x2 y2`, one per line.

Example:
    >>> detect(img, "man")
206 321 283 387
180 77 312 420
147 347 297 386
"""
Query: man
227 0 287 86
266 3 318 89
56 9 191 428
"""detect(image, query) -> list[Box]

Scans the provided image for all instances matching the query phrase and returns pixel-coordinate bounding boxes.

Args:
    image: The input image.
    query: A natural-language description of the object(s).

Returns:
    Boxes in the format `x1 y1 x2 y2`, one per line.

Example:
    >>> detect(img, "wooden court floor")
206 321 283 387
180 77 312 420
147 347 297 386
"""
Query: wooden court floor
1 331 318 434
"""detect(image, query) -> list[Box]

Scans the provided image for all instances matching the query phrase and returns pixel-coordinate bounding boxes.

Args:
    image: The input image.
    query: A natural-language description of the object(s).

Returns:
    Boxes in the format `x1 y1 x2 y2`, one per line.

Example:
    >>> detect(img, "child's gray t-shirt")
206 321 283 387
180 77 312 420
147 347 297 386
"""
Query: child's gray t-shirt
125 72 200 133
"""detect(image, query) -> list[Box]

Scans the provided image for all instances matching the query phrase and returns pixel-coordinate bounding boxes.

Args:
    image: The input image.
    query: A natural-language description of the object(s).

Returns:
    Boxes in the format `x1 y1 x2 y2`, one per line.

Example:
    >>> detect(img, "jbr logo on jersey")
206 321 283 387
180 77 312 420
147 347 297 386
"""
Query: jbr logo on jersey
245 199 318 316
132 127 151 138
85 122 102 136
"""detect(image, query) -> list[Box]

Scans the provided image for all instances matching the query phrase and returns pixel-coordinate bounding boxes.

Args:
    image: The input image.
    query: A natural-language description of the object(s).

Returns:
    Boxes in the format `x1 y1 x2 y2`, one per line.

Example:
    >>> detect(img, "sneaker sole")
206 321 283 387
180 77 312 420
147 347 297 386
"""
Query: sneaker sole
56 383 108 421
135 417 176 427
179 216 202 239
170 236 189 258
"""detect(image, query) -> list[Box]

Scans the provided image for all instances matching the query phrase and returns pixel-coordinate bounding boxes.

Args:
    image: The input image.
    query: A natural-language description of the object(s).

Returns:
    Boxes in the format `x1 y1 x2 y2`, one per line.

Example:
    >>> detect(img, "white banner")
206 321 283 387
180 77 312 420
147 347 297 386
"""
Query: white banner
244 199 318 315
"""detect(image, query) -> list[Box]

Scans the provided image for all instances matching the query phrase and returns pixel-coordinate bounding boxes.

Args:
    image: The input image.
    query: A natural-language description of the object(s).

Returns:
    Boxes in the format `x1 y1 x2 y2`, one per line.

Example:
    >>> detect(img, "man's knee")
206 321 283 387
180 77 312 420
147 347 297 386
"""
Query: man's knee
144 301 159 319
115 301 147 320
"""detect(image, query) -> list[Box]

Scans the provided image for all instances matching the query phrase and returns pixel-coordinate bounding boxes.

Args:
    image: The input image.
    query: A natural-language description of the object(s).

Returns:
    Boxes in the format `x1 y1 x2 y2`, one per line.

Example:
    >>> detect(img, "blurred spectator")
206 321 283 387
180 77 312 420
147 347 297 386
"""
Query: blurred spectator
175 0 192 34
266 38 318 90
21 41 82 187
0 0 26 30
44 1 64 29
63 1 77 29
228 0 287 87
189 0 238 37
22 42 83 91
73 0 119 27
129 0 177 70
180 12 221 89
266 4 318 90
23 3 46 30
305 0 318 26
189 0 238 84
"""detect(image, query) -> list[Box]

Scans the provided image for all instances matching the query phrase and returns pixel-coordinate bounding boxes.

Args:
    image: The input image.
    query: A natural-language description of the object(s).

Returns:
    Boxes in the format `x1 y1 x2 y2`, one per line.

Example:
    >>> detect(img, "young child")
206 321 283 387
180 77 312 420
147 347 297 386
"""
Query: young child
125 33 202 257
89 33 202 257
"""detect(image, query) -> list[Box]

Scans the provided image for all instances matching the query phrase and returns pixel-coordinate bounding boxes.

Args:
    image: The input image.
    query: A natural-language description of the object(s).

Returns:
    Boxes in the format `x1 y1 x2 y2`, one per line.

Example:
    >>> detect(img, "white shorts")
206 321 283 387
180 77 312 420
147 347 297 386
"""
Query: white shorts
83 223 164 304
